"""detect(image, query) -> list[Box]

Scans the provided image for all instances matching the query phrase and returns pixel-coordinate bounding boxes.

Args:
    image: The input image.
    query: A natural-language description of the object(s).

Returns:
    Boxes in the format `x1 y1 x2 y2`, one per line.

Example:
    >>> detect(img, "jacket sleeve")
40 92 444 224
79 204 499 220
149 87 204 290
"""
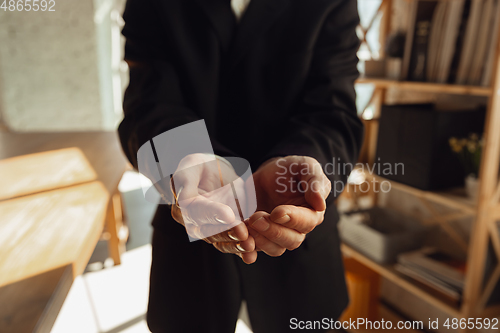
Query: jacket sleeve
262 0 364 198
118 0 235 169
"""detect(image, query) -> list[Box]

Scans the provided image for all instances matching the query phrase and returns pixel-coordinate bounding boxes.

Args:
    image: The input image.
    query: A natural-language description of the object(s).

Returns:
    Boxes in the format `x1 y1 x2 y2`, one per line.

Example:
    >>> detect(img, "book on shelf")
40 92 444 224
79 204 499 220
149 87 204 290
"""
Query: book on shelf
403 0 500 86
456 0 483 84
396 247 466 302
435 0 465 83
468 0 495 85
481 0 500 86
401 0 419 80
395 264 461 301
447 0 471 83
426 1 447 82
405 0 438 81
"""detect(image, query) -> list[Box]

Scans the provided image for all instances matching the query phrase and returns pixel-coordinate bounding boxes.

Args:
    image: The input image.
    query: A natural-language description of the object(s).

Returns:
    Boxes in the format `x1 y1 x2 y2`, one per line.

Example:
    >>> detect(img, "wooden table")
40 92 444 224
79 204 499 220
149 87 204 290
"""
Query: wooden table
0 131 130 333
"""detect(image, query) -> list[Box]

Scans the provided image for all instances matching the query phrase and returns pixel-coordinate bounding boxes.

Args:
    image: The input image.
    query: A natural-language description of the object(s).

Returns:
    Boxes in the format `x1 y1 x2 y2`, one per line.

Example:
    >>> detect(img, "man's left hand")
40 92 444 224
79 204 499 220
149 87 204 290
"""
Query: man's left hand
247 156 331 256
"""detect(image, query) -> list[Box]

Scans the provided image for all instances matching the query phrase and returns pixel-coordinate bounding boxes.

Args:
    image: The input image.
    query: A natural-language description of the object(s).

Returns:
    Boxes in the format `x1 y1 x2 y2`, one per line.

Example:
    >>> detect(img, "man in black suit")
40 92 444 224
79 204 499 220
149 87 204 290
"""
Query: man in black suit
118 0 363 331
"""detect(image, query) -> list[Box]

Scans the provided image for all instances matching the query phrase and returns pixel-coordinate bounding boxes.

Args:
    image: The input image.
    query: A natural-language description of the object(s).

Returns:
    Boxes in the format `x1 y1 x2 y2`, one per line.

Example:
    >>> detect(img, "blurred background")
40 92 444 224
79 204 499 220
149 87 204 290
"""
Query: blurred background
1 0 499 332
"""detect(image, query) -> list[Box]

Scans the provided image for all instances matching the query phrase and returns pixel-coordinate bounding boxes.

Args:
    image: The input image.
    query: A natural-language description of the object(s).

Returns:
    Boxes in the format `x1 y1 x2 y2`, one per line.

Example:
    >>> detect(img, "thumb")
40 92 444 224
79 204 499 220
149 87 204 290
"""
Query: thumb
303 174 330 212
171 164 202 204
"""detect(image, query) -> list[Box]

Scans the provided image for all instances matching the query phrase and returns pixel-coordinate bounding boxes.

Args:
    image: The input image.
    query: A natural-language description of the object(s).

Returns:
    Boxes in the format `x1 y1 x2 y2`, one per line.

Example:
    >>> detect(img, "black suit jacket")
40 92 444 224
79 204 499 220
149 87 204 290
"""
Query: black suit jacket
119 0 363 332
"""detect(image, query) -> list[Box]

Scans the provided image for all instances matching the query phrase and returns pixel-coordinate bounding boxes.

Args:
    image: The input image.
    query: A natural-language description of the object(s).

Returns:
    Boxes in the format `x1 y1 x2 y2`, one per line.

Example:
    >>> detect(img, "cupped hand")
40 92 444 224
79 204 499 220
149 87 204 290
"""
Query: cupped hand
170 153 258 264
247 156 331 257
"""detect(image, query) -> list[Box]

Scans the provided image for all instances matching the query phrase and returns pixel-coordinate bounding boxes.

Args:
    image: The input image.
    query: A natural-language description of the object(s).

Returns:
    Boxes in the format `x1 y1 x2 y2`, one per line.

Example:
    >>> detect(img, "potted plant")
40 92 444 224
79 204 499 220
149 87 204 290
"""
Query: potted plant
449 134 483 201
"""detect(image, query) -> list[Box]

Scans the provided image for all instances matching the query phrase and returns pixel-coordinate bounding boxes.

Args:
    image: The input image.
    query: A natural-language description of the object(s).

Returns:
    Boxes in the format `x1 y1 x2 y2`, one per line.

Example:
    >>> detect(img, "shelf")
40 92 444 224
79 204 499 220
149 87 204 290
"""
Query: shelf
353 0 500 321
373 175 477 215
355 77 492 96
341 244 462 318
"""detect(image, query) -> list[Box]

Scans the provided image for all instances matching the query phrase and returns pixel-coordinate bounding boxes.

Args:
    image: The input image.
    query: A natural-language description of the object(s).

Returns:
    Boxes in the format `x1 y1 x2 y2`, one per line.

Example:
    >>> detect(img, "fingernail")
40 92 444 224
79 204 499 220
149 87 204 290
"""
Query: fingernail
228 230 239 241
252 217 269 232
236 243 245 252
274 214 290 224
214 215 229 224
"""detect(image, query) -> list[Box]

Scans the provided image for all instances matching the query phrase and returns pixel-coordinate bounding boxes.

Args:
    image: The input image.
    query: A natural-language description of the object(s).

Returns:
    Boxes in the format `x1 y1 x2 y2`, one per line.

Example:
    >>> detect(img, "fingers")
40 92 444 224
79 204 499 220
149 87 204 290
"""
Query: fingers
247 212 306 251
301 162 331 212
181 195 236 226
269 205 325 234
189 222 258 264
248 227 286 257
209 228 257 264
212 236 255 254
171 203 184 226
239 251 258 264
204 222 248 243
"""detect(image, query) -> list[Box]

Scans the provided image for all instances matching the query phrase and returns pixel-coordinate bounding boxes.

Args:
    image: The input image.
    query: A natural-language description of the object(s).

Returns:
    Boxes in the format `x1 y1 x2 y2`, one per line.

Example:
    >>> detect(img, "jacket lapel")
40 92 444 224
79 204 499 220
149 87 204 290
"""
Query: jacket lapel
230 0 290 68
194 0 236 52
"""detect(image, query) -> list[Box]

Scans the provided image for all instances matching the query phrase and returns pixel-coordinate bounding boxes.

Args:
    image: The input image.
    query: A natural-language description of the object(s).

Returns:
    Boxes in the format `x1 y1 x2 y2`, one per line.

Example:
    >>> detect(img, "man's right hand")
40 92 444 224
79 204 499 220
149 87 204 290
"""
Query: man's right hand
170 153 258 264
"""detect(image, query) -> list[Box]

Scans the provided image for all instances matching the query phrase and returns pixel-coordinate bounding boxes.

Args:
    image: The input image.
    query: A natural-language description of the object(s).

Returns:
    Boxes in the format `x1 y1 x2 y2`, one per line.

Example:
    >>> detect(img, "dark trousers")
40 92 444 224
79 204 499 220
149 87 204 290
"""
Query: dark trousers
146 205 349 333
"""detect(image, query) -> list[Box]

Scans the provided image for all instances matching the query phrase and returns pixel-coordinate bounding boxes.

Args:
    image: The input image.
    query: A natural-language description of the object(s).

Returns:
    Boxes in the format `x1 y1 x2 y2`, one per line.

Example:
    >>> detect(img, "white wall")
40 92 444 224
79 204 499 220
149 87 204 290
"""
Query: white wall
0 0 125 131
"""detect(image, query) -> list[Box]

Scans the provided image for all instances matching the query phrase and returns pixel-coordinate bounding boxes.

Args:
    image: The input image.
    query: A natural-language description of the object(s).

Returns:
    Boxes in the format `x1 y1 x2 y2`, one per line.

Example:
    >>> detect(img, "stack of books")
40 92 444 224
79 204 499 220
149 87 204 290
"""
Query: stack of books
396 248 466 302
402 0 500 86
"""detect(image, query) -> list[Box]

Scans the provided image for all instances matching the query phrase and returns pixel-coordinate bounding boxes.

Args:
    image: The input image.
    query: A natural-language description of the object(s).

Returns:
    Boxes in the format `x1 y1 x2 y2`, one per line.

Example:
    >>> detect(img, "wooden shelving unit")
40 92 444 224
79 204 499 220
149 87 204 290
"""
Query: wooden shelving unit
356 77 492 97
346 0 500 330
342 244 461 318
373 175 477 214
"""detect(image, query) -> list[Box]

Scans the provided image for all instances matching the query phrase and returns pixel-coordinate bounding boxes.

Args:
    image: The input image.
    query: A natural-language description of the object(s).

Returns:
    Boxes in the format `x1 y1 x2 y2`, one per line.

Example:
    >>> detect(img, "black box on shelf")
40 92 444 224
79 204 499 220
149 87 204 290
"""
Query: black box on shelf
375 104 485 190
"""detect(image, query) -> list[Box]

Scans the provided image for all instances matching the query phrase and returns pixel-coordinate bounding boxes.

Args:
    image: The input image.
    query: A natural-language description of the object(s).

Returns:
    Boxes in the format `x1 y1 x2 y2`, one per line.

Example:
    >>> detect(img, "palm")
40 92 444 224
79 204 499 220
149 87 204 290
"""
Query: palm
251 157 310 213
173 154 257 234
